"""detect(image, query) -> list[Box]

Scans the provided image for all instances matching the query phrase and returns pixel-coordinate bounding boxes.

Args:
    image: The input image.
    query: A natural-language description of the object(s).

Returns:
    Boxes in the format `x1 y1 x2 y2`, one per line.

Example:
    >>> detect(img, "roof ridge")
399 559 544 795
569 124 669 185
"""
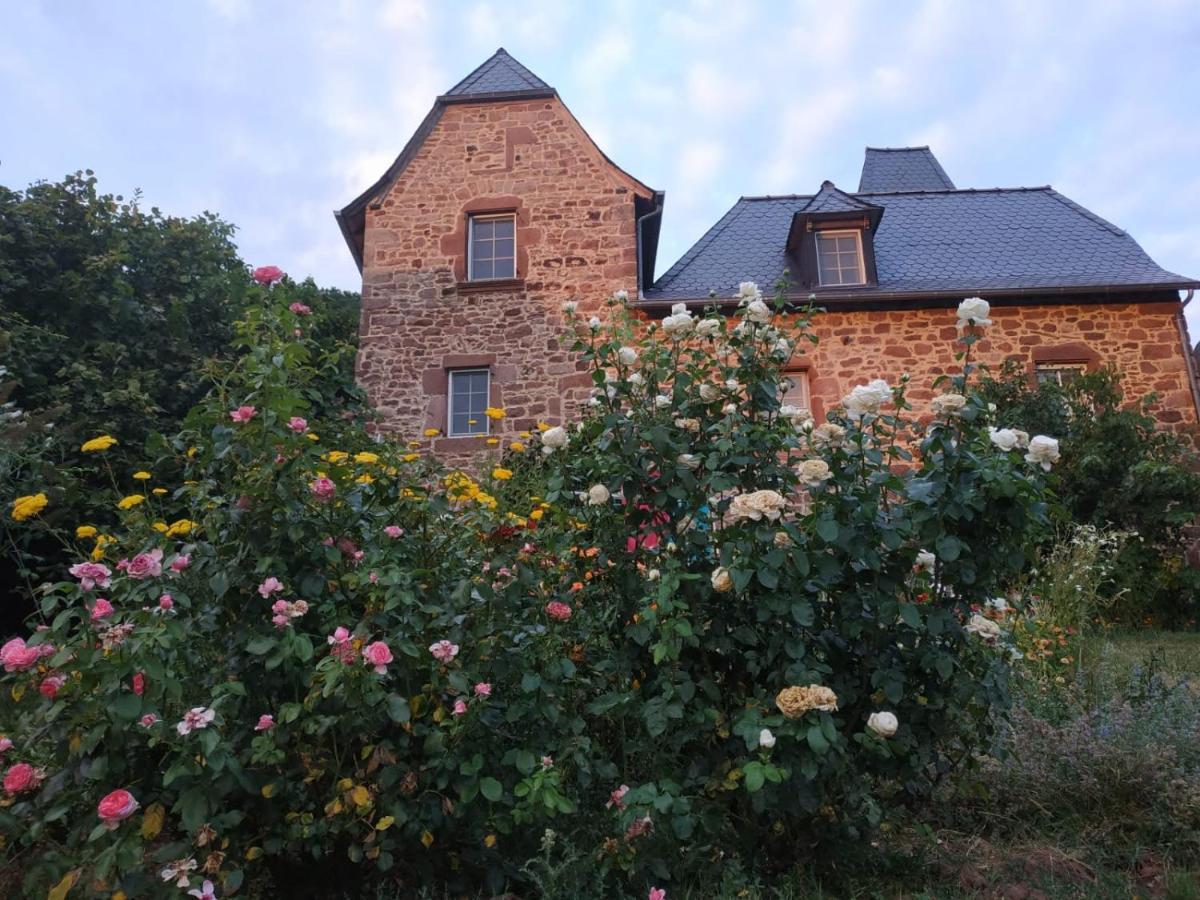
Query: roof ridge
864 145 932 152
1041 187 1126 236
855 185 1053 196
653 199 750 288
443 47 552 97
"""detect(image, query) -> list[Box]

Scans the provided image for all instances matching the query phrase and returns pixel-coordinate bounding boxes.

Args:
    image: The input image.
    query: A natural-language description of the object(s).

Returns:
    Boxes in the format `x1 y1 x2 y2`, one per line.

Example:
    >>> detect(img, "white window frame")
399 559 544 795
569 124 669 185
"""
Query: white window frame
447 368 491 437
783 369 812 413
467 213 517 282
814 229 866 287
1035 362 1088 387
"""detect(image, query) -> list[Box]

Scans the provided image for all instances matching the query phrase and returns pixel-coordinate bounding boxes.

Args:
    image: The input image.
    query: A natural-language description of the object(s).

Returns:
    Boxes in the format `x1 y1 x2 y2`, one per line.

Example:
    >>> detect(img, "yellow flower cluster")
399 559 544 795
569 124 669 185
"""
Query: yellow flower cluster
132 471 152 481
11 493 48 522
166 519 194 538
485 407 506 421
81 435 118 453
76 525 98 539
323 451 349 464
492 467 513 481
444 472 497 509
353 451 379 465
92 534 116 561
117 494 146 510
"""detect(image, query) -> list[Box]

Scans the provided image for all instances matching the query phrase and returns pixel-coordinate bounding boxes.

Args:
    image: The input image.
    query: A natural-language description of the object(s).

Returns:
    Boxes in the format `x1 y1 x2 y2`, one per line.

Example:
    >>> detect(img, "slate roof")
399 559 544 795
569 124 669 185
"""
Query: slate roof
647 185 1199 301
859 147 956 192
442 48 553 99
800 181 881 215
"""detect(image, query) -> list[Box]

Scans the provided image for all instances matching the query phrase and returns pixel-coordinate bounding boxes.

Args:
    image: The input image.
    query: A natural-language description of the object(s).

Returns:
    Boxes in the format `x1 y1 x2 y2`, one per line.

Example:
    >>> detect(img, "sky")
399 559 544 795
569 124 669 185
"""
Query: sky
4 0 1200 329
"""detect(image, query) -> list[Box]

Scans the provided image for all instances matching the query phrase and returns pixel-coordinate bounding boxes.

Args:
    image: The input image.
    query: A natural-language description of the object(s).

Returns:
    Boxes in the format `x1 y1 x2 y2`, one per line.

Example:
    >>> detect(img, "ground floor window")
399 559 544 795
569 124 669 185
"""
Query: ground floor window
448 369 490 436
1035 362 1087 387
783 369 811 413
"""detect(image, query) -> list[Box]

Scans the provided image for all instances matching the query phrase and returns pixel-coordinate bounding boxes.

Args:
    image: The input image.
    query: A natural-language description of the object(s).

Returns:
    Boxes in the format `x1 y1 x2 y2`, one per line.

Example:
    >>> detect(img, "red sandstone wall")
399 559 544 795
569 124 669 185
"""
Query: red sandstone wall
357 97 649 464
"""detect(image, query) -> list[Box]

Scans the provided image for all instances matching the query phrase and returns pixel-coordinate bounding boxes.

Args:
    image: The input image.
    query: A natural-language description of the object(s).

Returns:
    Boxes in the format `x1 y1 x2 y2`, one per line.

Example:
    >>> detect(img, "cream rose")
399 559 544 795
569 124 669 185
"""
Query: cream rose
988 427 1020 451
811 423 846 449
867 711 898 738
797 458 831 488
710 567 733 593
842 379 892 419
1025 435 1060 471
728 489 787 523
587 484 610 505
930 393 967 417
956 296 992 329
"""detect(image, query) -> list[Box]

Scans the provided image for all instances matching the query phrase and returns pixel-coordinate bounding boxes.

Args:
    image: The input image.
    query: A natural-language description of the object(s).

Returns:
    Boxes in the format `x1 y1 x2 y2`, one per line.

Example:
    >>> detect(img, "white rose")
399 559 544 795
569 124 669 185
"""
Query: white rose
562 300 578 314
618 346 638 366
811 423 846 449
737 281 762 302
711 566 733 593
654 394 672 409
614 289 629 303
1024 435 1060 471
758 728 776 749
728 489 788 523
587 484 610 505
843 379 892 419
867 711 898 738
965 613 1002 642
677 453 700 470
956 296 992 329
930 393 967 417
696 318 721 337
797 458 831 488
647 568 660 581
772 338 791 357
541 426 569 450
587 316 601 331
722 402 737 415
629 372 645 386
987 427 1020 451
699 384 720 403
915 549 936 574
745 299 771 324
662 312 694 338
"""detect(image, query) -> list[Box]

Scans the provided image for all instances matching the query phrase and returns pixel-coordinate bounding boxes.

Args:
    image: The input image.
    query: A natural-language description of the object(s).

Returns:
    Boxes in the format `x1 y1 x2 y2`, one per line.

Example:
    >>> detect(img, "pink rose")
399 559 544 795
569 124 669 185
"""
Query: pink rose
69 561 112 591
125 549 163 580
288 416 308 432
545 601 573 622
384 525 403 539
0 737 13 754
310 477 336 502
230 405 257 423
452 699 468 716
429 640 459 663
176 707 216 735
362 641 393 675
97 788 139 829
132 672 145 696
625 815 653 840
139 713 158 728
91 598 115 621
255 714 275 732
258 577 284 599
39 674 66 700
169 554 191 573
3 762 42 794
649 889 666 900
158 594 174 610
473 682 492 698
0 638 42 673
327 626 355 663
541 755 554 769
188 879 218 900
607 784 630 810
288 302 312 316
252 265 284 285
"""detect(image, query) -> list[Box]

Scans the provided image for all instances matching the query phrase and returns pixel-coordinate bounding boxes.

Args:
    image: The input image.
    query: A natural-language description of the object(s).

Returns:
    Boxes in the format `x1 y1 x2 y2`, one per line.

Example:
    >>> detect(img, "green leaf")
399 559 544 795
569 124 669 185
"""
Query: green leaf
111 692 141 722
899 603 922 629
514 750 536 775
935 535 962 561
245 637 274 656
480 777 503 802
387 695 410 724
806 724 830 755
743 762 765 793
816 518 838 542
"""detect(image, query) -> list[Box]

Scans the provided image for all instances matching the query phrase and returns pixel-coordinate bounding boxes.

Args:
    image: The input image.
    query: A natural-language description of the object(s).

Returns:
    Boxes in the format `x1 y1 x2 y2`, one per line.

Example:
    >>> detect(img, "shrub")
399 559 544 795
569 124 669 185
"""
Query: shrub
0 287 1051 896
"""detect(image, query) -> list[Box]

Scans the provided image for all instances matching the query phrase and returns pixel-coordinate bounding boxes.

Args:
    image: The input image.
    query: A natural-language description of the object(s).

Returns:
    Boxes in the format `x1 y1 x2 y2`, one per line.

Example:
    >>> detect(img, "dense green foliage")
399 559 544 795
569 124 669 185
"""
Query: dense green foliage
979 360 1200 624
0 284 1052 897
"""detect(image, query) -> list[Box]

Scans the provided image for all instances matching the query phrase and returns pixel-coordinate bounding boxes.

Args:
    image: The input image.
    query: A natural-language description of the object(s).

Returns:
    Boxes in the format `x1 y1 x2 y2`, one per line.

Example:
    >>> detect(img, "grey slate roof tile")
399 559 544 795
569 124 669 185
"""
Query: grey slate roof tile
648 186 1198 300
801 182 881 214
859 147 956 192
443 48 552 97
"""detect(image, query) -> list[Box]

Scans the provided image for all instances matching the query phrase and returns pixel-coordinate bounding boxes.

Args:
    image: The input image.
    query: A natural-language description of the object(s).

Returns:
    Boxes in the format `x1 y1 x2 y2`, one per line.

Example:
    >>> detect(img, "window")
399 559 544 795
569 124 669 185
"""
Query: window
815 230 865 286
1035 363 1087 387
448 369 490 436
783 369 811 413
468 214 516 281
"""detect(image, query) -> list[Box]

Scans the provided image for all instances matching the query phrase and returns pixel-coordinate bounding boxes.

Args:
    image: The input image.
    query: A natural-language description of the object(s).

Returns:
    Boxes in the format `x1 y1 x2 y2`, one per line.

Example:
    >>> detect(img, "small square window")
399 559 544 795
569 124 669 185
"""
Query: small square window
783 369 811 413
468 214 516 281
1035 363 1087 387
815 230 865 286
448 369 491 436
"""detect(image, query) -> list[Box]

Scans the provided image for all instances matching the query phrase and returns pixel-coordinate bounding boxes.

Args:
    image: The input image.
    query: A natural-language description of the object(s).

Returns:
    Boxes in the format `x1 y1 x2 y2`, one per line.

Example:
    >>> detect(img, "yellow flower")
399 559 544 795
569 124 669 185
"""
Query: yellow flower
81 435 118 453
484 833 497 848
152 488 167 496
324 451 349 464
519 431 532 439
529 509 544 521
420 830 434 849
402 453 418 462
11 493 48 522
353 452 379 465
475 492 497 509
91 534 116 561
152 522 169 533
166 519 194 537
356 474 375 485
306 433 319 442
485 407 506 420
186 446 198 458
117 494 146 510
492 467 513 481
509 441 525 452
423 428 440 438
536 423 550 432
486 438 499 446
75 525 97 539
132 471 152 481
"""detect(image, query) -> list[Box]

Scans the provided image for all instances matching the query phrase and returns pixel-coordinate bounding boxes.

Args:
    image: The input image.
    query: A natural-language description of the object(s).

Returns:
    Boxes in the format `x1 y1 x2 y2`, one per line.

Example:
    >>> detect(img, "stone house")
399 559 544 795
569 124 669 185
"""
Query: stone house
337 49 1200 459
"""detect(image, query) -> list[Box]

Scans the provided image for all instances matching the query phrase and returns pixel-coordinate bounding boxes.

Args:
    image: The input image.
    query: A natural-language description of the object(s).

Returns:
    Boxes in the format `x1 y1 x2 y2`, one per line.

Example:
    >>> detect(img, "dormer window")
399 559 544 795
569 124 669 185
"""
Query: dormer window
815 230 865 286
468 214 516 281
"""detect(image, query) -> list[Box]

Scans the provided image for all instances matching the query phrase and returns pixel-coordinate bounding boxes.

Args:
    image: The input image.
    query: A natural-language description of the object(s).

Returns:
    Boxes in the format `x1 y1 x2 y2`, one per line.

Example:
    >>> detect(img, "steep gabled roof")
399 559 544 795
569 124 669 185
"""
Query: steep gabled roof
800 181 882 215
442 48 553 99
647 185 1199 302
859 146 956 192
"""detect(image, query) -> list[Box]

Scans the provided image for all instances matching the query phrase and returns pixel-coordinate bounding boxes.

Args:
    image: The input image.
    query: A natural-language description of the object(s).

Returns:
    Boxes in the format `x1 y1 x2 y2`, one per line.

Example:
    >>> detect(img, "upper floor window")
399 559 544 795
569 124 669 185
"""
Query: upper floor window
1035 362 1087 387
448 368 490 436
468 214 516 281
815 230 865 286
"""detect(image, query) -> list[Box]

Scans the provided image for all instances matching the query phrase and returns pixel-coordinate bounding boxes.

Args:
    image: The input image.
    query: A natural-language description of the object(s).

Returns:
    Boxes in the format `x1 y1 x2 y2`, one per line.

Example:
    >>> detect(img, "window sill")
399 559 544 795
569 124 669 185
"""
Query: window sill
433 435 496 452
456 278 525 294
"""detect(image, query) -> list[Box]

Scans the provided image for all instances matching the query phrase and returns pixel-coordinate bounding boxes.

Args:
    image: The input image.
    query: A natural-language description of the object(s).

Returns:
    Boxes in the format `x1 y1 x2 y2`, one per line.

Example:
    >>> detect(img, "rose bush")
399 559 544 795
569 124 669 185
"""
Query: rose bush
0 282 1052 896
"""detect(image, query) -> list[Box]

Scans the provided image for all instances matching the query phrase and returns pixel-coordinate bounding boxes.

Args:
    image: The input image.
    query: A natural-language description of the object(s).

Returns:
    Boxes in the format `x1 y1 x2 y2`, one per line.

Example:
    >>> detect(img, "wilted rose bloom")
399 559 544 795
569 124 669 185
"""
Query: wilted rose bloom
229 405 257 424
797 458 832 488
287 416 308 432
383 525 403 538
132 672 145 696
956 296 992 329
362 640 394 674
255 714 275 732
176 707 216 736
0 638 42 673
429 640 459 663
169 554 191 573
310 476 336 502
965 613 1002 642
988 427 1021 451
257 577 284 599
69 561 111 591
1012 429 1031 449
1025 435 1061 471
728 489 787 523
452 699 468 716
699 383 720 403
90 598 115 621
677 453 700 470
39 674 66 699
474 682 492 698
188 879 218 900
587 484 610 506
930 393 967 417
545 601 572 621
625 815 653 839
252 265 284 285
4 762 43 794
606 783 630 809
125 549 163 580
775 685 839 719
140 713 158 728
711 567 733 593
288 302 312 316
759 728 776 749
97 788 139 829
160 858 198 889
867 711 899 737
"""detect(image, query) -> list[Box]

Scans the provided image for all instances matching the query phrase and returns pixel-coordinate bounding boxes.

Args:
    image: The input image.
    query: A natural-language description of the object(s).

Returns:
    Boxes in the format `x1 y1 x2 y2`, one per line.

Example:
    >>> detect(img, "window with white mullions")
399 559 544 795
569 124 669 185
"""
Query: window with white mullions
1035 363 1087 387
815 230 865 286
783 370 811 414
448 369 491 436
468 214 516 281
